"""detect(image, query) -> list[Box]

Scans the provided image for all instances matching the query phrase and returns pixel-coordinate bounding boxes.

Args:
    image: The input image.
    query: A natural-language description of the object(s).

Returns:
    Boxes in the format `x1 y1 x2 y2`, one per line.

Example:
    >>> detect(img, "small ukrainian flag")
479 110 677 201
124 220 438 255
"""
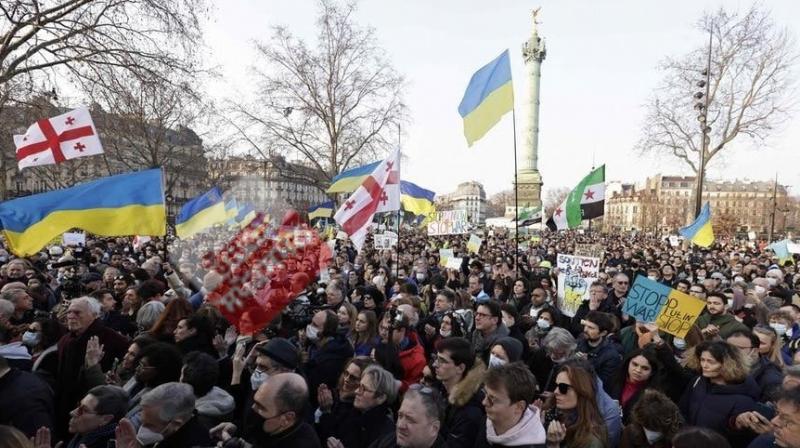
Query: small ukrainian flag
309 201 334 221
679 202 715 248
175 187 227 239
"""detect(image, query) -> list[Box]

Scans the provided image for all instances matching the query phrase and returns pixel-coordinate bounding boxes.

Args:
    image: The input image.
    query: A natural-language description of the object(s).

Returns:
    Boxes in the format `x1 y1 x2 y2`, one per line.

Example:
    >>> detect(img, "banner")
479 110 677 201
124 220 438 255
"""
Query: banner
62 232 86 247
623 275 706 338
467 234 482 254
374 233 398 249
427 210 469 235
445 257 463 270
574 243 604 260
556 253 600 317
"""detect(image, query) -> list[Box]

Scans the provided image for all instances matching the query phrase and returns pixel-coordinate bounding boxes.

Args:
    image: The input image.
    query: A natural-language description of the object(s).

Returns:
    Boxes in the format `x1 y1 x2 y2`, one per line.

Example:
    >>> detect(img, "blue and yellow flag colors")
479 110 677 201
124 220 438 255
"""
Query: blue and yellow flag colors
224 199 239 222
0 169 165 256
175 187 227 239
400 181 435 216
458 50 514 147
326 161 380 194
236 203 257 228
768 239 792 265
308 201 334 221
679 202 715 248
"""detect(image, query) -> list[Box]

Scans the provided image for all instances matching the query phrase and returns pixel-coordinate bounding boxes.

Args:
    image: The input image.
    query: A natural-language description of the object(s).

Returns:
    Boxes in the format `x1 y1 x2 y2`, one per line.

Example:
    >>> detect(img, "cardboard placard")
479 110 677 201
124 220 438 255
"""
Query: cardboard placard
623 276 671 322
622 275 706 338
467 234 482 254
556 253 600 317
445 257 463 270
438 249 454 267
62 232 86 247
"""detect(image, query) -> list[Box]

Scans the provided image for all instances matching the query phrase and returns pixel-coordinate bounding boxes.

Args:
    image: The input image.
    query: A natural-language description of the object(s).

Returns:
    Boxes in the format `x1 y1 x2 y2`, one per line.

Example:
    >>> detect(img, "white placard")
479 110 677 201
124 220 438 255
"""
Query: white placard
62 232 86 247
445 257 463 270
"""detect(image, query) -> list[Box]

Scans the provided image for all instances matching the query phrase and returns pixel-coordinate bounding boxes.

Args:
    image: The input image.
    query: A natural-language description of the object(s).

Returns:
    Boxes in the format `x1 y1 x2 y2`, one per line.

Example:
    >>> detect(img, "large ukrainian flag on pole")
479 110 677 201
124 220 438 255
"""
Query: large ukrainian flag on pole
326 162 380 194
679 202 715 248
0 169 166 256
175 187 227 239
458 50 514 147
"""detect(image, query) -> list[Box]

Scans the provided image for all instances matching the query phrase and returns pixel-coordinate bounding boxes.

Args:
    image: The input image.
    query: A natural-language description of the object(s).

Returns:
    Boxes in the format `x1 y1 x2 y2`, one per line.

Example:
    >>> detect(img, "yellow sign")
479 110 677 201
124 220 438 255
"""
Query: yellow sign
654 291 706 338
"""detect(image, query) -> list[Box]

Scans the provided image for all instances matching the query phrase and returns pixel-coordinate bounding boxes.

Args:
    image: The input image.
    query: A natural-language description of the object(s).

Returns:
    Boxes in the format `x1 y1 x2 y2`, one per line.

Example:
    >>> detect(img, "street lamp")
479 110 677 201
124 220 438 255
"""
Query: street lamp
693 29 713 218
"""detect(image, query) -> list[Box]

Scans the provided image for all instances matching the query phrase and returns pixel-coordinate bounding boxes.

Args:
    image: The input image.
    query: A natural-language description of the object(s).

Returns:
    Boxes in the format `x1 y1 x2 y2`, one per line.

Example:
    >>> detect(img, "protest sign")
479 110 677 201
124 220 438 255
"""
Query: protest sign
336 231 348 240
556 253 600 317
62 232 86 247
574 243 604 260
748 231 757 241
439 249 454 267
445 257 463 270
467 234 482 254
622 275 671 322
374 233 398 249
427 210 469 235
668 236 679 247
654 291 706 338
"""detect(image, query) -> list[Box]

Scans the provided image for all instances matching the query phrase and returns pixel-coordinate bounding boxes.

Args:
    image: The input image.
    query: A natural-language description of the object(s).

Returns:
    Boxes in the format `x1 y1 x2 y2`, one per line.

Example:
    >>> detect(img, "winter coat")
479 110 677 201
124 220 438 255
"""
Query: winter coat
0 340 32 370
695 313 749 339
0 368 54 437
399 331 427 391
471 323 509 360
249 421 322 448
441 360 487 448
679 376 759 448
576 337 623 395
368 432 448 448
473 407 547 448
54 319 129 438
326 403 395 448
594 376 623 448
305 333 354 407
619 423 672 448
145 414 213 448
317 398 357 442
195 386 236 430
176 333 217 357
65 422 117 448
750 356 783 402
31 344 59 389
354 336 381 356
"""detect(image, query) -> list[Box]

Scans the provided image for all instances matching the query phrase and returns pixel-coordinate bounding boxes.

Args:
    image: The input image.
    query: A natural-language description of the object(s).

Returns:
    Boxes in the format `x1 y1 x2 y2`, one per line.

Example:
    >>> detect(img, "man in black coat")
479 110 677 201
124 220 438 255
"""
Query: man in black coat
305 310 353 407
0 354 54 437
576 311 622 395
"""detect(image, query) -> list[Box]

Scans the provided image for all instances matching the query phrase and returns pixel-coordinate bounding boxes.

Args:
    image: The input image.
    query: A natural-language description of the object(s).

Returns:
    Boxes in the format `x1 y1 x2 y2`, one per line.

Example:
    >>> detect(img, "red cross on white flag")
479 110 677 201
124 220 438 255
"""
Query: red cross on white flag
334 148 401 251
13 107 105 170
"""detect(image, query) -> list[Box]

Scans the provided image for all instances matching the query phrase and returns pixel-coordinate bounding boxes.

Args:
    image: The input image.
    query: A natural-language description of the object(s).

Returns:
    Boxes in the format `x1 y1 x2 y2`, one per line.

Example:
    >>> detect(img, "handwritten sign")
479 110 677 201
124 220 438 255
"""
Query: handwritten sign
556 253 600 317
427 210 469 235
445 257 463 270
623 276 671 322
62 232 86 247
374 233 398 249
439 249 454 267
574 243 604 260
654 291 706 338
467 234 482 254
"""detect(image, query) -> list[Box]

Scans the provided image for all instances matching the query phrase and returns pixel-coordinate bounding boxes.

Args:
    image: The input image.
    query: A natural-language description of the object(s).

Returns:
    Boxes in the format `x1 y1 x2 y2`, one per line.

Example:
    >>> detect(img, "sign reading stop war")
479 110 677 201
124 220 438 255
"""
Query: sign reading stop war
623 275 705 338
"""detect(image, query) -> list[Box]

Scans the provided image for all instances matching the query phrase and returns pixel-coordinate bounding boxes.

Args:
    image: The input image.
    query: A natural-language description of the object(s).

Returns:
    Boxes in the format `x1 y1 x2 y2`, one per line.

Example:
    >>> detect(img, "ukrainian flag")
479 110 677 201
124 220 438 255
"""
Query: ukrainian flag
326 161 380 194
225 199 239 221
175 187 227 239
236 204 257 228
0 169 165 256
459 50 514 147
400 181 435 216
308 201 334 221
679 202 715 248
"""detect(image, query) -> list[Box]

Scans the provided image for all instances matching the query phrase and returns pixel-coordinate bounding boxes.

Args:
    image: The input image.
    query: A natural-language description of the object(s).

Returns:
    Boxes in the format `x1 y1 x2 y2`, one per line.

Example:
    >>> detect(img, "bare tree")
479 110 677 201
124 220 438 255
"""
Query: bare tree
229 0 407 192
543 187 570 218
636 6 797 173
486 189 513 218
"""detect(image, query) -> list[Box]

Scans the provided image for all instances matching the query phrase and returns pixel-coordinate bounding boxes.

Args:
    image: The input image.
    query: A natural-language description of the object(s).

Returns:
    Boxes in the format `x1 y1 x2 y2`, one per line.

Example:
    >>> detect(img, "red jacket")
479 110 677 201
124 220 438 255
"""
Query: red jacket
398 331 426 392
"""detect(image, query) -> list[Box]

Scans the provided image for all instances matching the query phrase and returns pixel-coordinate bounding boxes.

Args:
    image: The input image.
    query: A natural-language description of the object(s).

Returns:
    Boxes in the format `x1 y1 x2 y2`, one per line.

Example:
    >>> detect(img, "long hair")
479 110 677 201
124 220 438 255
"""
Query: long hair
685 341 750 384
545 363 608 448
614 346 662 389
752 325 785 368
355 310 378 346
149 298 192 338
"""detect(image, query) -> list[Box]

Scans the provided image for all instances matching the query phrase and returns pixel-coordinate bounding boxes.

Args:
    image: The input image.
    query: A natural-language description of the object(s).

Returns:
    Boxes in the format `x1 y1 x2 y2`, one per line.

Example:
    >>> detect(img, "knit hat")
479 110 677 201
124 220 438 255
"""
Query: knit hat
256 338 300 371
495 337 523 363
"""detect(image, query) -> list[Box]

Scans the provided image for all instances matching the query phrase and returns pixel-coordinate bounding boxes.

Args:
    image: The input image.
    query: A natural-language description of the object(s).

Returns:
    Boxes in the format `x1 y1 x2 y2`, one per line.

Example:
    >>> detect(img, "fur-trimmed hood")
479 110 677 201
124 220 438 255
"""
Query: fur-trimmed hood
448 358 486 407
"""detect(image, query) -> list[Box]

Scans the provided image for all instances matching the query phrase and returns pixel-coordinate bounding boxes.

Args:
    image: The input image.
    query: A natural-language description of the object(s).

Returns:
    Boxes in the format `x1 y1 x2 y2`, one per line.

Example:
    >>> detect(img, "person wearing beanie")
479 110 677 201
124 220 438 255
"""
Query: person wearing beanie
489 337 523 368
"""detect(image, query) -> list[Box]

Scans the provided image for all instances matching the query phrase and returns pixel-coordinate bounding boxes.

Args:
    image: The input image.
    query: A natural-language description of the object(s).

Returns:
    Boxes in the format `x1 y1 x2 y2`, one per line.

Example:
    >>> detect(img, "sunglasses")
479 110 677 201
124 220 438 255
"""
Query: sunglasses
555 383 573 394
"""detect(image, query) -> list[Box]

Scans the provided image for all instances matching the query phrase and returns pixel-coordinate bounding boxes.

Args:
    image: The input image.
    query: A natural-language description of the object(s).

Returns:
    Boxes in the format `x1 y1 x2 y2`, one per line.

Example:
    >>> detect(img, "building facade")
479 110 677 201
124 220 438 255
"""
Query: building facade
604 174 791 237
437 181 487 225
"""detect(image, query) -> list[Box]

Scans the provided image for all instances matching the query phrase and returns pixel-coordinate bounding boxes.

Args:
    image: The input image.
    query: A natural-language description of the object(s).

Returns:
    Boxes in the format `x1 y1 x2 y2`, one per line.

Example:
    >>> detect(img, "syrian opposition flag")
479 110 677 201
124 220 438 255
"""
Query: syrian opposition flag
334 149 400 251
517 206 542 227
546 165 605 231
14 107 104 170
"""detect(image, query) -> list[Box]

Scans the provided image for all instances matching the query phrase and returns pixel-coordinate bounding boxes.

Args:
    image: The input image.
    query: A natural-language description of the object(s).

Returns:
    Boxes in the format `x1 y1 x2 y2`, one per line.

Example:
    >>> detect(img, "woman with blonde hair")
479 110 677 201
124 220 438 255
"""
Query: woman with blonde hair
679 340 759 447
753 324 785 368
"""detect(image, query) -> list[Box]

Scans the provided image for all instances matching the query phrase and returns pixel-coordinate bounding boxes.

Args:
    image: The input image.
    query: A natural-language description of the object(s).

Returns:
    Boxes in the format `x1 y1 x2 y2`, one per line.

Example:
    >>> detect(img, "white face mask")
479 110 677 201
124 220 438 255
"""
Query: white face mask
416 273 426 282
767 277 778 287
537 318 551 330
502 318 514 328
136 425 165 445
439 329 451 338
647 275 658 281
673 338 687 350
22 331 41 347
771 323 787 336
754 285 766 296
643 428 663 444
250 368 268 390
734 276 744 283
488 354 506 368
306 324 320 341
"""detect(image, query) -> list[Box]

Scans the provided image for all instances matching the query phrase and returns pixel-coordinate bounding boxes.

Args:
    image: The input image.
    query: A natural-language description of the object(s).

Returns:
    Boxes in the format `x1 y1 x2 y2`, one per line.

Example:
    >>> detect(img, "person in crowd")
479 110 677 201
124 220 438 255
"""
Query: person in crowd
0 354 54 437
353 310 381 356
317 357 377 442
369 384 448 448
305 309 355 407
524 306 557 351
338 302 359 336
64 385 129 448
500 303 529 358
606 346 666 423
472 300 509 361
135 300 164 335
180 351 235 430
726 329 783 402
619 389 683 448
148 298 192 342
25 316 65 389
433 337 486 448
531 327 577 393
671 427 731 448
576 311 623 394
325 364 398 448
475 361 546 447
697 292 750 340
680 340 759 447
173 314 217 356
91 288 135 337
542 361 609 448
389 310 426 390
106 334 157 393
489 337 524 367
125 342 184 428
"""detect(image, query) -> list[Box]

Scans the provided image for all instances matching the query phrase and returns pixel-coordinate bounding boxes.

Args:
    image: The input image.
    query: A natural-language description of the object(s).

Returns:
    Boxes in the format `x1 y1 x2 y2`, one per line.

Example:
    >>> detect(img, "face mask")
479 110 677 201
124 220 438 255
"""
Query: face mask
250 368 268 391
647 275 658 281
136 425 165 446
767 278 777 287
754 285 766 296
502 318 514 328
734 276 744 283
673 338 687 350
643 428 663 444
439 329 451 338
416 273 426 282
372 275 384 285
696 276 706 282
537 318 551 330
770 323 787 336
353 264 361 270
484 266 492 273
306 324 320 341
488 354 506 368
22 331 41 347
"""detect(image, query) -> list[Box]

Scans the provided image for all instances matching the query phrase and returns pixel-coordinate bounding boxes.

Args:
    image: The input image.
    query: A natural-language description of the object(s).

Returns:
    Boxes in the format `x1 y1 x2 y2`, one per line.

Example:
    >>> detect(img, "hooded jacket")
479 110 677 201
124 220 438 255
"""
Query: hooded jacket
399 331 427 391
475 407 547 448
442 359 487 448
679 375 759 447
576 337 623 395
195 386 235 430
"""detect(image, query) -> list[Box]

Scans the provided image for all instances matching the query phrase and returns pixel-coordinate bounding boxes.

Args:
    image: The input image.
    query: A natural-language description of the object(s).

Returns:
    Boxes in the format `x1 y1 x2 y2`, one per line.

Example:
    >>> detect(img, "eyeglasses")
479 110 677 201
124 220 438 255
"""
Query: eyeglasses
433 355 453 366
356 383 376 394
73 405 98 416
555 383 573 394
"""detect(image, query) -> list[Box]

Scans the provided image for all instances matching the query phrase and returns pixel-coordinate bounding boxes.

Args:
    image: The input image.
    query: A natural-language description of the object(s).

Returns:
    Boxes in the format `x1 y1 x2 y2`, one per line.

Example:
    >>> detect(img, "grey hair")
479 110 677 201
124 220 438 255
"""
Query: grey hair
0 298 14 318
87 385 129 420
1 289 25 304
403 387 444 423
136 301 165 330
141 382 195 422
71 296 102 317
542 327 577 355
362 365 399 405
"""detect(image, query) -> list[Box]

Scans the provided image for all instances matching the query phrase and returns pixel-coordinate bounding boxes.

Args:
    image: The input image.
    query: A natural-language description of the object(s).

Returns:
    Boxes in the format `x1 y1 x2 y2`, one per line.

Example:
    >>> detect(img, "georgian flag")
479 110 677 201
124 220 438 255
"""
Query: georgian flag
334 149 400 251
13 107 105 170
546 165 605 231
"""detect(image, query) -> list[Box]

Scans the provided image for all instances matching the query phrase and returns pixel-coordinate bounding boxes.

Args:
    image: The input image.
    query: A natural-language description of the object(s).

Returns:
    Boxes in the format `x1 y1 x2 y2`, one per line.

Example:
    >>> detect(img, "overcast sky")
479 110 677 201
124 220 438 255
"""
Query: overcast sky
203 0 800 198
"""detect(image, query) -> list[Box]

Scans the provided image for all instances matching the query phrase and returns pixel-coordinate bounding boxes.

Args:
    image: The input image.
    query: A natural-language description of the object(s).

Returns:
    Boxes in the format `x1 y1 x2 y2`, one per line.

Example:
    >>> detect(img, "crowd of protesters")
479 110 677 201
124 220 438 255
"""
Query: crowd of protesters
0 223 799 448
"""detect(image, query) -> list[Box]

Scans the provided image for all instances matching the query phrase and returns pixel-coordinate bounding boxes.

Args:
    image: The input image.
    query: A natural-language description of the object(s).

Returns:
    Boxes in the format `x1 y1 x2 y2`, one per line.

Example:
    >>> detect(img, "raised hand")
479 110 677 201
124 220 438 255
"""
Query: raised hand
85 336 105 368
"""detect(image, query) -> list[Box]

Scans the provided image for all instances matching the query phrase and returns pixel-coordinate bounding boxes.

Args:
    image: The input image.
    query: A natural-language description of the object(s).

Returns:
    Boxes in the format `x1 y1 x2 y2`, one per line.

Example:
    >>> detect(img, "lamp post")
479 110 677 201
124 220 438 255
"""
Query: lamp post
693 28 713 218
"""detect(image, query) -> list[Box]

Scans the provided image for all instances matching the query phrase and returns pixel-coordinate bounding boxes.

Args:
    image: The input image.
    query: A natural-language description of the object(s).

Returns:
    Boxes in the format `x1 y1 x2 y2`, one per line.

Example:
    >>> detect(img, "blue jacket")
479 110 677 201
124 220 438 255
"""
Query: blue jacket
577 337 623 395
679 376 759 447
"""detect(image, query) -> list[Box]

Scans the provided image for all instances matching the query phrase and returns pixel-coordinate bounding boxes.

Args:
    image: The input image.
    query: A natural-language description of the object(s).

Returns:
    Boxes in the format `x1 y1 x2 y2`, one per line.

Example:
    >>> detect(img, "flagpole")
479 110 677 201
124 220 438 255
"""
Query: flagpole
512 108 519 280
396 123 402 279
